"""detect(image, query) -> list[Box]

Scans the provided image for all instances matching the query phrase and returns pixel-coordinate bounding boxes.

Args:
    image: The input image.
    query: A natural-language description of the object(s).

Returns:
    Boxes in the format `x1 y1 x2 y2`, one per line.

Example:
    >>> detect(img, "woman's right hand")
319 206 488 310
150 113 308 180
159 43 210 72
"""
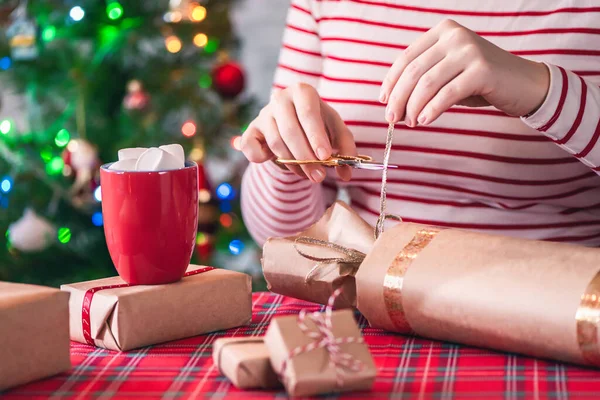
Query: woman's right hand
240 83 356 183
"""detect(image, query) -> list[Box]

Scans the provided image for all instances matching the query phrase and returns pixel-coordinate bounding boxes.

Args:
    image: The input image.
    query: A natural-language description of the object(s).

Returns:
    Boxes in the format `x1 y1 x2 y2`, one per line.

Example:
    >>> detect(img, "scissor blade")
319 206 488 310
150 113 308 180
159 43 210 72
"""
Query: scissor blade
338 160 399 170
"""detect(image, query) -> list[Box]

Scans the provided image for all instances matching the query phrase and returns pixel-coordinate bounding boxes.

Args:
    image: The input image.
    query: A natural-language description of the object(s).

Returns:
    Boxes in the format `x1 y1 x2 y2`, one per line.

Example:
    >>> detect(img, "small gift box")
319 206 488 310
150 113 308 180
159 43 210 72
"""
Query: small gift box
213 338 281 389
61 265 251 351
262 201 374 308
356 222 600 368
0 282 71 391
264 289 376 396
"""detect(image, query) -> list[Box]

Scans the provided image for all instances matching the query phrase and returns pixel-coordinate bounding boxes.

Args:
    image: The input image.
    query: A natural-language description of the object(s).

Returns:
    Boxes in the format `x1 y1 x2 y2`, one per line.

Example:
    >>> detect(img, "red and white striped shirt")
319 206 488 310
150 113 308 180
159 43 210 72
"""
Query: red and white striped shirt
241 0 600 246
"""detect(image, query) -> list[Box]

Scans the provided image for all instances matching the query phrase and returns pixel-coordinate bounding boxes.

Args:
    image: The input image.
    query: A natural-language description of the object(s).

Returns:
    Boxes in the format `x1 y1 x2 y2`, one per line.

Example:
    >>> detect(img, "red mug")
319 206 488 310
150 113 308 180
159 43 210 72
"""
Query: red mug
100 161 198 285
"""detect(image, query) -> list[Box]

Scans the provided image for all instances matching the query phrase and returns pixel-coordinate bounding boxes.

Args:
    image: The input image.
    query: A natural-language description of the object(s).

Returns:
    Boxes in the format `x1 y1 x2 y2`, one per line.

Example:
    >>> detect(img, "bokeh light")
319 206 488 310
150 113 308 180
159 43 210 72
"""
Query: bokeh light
0 120 12 135
181 120 197 137
54 129 70 147
42 26 56 42
191 5 207 22
58 227 71 244
165 36 182 53
199 189 211 203
94 186 102 202
219 213 233 228
106 2 123 20
69 6 85 21
228 239 244 255
0 57 11 71
193 33 208 47
230 135 242 151
216 183 234 200
1 176 12 193
92 212 103 226
46 157 64 175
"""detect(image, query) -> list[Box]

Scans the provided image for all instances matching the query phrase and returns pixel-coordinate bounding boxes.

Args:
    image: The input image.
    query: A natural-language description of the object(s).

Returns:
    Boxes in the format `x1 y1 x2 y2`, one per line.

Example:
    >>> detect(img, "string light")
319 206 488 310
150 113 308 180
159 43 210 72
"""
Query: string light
54 128 70 147
191 5 207 22
193 33 208 48
181 120 197 137
40 147 53 162
0 176 12 193
69 6 85 22
106 2 123 20
228 239 244 255
216 183 234 200
94 186 102 202
196 232 208 245
46 157 64 175
0 57 10 70
92 212 103 226
230 136 242 151
189 147 204 160
165 36 182 53
57 227 71 244
219 214 233 228
163 11 182 23
204 38 219 54
198 74 212 88
42 26 56 42
0 120 12 135
198 189 211 203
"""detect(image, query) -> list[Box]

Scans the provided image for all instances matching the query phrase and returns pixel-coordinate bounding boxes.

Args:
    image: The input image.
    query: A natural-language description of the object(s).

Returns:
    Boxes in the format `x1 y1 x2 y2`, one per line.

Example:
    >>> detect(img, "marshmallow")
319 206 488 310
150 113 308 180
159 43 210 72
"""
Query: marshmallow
109 158 138 171
159 144 185 165
135 147 184 171
118 147 147 161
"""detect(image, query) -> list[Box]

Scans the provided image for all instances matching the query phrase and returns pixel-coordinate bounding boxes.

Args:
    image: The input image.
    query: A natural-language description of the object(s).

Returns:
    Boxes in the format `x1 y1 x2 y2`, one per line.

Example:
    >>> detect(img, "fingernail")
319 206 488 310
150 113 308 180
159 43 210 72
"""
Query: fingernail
379 91 387 103
316 147 329 160
386 109 396 123
418 113 428 125
311 169 325 182
405 116 413 127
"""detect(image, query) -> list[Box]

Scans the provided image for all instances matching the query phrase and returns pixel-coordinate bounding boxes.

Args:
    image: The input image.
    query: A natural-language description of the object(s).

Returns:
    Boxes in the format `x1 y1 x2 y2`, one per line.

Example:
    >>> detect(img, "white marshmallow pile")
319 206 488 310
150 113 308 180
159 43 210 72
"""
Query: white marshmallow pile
109 144 186 171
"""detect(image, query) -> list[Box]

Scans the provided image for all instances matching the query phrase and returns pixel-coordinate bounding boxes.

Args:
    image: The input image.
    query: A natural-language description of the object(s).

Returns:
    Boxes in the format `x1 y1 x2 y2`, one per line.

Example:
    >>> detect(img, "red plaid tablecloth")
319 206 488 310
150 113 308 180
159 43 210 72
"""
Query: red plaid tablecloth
4 292 600 399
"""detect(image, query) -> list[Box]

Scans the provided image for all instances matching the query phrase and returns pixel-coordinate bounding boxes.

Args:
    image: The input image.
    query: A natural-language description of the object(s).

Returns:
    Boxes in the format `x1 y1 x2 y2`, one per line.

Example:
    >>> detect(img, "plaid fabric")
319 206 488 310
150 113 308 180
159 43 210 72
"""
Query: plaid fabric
3 292 600 399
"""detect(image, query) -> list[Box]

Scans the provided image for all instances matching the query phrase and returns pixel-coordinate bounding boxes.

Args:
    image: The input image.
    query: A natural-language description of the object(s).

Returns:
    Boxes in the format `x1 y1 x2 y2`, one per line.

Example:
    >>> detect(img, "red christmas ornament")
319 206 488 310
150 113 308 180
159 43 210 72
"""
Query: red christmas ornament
212 61 245 98
123 80 150 111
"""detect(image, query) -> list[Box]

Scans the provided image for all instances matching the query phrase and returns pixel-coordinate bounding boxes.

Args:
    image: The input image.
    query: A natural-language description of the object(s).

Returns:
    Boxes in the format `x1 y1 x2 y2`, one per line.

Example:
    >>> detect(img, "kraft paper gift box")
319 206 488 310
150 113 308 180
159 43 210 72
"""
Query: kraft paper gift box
262 201 374 308
213 337 281 389
356 222 600 367
61 265 251 351
0 282 71 391
264 309 376 396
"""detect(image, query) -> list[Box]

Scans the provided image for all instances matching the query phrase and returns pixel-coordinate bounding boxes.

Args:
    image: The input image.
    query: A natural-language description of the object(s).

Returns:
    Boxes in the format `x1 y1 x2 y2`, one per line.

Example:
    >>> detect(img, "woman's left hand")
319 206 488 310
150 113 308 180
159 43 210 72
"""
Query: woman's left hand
380 19 550 126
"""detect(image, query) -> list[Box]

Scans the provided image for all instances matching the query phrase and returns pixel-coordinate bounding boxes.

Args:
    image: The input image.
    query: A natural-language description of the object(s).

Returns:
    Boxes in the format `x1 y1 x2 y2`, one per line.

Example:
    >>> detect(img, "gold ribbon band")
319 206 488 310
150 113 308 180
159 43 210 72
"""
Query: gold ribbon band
577 271 600 365
383 228 439 333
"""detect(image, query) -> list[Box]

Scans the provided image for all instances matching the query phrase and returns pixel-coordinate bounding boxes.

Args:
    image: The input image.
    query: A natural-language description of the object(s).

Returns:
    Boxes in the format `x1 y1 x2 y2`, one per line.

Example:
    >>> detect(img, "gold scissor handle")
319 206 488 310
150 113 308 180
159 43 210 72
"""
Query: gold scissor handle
275 154 373 167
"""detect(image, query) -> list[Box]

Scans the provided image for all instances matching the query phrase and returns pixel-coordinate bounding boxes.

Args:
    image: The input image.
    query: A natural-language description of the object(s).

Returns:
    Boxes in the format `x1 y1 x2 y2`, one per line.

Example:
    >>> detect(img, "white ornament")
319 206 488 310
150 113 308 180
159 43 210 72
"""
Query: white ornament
8 209 55 252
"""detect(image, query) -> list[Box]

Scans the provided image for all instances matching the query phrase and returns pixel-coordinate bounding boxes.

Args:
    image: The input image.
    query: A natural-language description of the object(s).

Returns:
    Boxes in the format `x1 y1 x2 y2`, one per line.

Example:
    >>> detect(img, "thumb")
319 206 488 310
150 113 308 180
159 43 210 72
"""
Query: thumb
323 104 356 182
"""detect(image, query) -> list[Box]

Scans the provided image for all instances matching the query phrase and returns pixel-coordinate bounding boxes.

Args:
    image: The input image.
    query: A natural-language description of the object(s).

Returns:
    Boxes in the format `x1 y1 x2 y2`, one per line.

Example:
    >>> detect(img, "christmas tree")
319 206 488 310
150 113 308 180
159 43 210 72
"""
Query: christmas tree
0 0 261 287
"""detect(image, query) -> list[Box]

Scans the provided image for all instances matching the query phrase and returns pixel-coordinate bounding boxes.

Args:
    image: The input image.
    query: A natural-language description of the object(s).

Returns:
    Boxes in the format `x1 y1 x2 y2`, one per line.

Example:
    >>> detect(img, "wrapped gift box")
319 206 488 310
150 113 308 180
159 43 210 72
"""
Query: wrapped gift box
0 282 71 391
262 201 373 308
61 265 251 351
213 337 280 389
264 309 376 396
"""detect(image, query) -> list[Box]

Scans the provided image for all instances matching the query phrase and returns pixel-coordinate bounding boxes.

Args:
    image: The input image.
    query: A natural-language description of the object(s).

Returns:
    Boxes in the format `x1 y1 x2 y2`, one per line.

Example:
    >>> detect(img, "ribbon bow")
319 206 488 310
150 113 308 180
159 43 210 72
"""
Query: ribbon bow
294 237 366 283
280 288 365 388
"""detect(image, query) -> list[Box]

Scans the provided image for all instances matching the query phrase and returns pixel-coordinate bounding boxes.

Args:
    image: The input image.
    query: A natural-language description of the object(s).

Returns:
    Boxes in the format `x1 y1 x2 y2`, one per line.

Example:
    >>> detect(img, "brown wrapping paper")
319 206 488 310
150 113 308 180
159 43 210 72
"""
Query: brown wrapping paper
61 265 252 351
0 282 71 391
356 222 600 367
213 338 281 389
262 201 374 308
264 309 376 397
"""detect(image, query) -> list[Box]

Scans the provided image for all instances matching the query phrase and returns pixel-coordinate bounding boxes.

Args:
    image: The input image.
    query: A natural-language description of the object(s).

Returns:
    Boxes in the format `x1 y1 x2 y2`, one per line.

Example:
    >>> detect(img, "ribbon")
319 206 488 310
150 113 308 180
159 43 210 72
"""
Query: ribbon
280 288 365 388
81 266 215 346
294 237 366 283
375 122 403 239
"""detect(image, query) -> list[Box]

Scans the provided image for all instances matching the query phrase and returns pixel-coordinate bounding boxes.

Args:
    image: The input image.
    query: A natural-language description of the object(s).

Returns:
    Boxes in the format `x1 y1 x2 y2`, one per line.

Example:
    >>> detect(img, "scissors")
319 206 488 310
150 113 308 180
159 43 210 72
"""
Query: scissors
275 154 398 171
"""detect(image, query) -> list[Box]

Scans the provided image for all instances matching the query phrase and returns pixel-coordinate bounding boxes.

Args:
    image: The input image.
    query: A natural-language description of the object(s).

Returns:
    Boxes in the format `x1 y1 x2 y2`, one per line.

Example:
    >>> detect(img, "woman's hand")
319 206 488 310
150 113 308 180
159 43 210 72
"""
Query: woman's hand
380 19 550 126
241 83 356 183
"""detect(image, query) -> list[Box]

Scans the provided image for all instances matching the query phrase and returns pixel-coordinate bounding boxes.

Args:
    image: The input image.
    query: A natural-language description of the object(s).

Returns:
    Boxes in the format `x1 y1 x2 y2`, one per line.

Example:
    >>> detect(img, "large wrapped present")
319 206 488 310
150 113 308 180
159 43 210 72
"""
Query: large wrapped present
356 222 600 367
0 282 71 391
262 201 374 308
213 337 281 389
61 265 251 351
264 289 376 396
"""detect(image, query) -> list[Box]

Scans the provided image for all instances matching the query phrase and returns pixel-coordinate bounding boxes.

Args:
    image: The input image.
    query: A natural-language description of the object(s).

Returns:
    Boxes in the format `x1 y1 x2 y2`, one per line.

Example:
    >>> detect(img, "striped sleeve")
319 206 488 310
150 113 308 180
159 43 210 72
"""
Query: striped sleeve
522 63 600 173
241 0 329 246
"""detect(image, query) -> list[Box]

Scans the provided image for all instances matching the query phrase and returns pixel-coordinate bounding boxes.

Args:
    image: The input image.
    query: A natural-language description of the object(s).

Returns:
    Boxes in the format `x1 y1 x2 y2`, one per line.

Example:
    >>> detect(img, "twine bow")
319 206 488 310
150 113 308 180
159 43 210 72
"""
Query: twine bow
280 288 365 388
294 237 366 283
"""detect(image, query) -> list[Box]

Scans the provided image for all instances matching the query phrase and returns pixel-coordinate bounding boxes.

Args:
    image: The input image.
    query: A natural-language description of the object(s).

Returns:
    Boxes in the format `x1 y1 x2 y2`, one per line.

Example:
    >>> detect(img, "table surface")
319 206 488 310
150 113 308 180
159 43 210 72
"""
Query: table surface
3 292 600 399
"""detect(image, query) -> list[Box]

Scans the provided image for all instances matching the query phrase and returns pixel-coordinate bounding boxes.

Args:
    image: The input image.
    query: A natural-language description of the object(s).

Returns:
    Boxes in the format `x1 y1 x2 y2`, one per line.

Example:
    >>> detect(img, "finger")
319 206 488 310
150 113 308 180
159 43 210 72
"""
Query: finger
292 85 333 160
419 69 478 126
240 123 274 163
272 94 327 183
260 115 306 178
380 25 441 104
386 44 445 125
325 104 356 182
405 57 464 126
